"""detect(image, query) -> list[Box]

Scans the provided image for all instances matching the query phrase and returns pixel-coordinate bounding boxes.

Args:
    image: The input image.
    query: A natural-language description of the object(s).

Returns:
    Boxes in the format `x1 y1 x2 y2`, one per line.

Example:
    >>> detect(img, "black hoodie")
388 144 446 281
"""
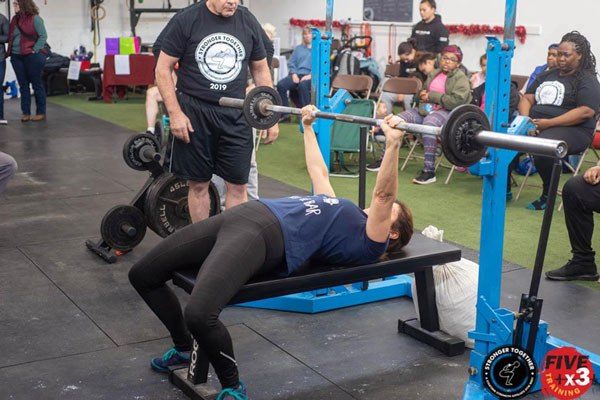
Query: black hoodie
410 14 449 54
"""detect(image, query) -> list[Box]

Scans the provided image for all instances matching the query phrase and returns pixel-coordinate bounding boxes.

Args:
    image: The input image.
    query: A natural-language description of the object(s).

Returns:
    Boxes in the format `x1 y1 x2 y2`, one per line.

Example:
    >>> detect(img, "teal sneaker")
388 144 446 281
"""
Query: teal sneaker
526 195 547 211
216 381 248 400
150 347 190 373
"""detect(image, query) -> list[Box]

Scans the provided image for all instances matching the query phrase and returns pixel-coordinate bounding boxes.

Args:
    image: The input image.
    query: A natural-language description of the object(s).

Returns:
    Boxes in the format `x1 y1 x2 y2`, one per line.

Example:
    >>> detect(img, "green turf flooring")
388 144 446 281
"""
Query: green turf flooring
49 93 600 289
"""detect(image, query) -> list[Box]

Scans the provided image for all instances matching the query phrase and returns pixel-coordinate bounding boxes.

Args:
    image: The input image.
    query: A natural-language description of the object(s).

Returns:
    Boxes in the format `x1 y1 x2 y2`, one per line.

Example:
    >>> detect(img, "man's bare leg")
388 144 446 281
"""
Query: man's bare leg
187 180 211 223
224 182 248 210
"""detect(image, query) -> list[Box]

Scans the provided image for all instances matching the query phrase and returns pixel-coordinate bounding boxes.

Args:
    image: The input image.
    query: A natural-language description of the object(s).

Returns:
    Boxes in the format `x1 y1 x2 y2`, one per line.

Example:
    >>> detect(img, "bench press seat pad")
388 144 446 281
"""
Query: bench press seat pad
172 233 461 305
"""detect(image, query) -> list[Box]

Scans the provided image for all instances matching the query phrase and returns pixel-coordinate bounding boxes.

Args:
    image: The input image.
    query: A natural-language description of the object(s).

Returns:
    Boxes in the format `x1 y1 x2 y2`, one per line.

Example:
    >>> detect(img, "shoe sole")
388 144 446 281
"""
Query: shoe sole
412 177 436 185
150 360 189 373
545 273 599 281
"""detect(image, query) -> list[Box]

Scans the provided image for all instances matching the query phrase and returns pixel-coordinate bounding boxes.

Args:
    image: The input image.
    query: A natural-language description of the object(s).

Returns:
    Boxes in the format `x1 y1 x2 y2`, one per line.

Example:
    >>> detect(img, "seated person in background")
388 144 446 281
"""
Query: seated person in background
379 39 424 113
471 57 520 116
519 31 600 211
470 53 487 89
0 151 17 194
525 43 559 91
545 164 600 281
400 45 471 184
128 107 413 400
276 26 312 117
414 52 437 81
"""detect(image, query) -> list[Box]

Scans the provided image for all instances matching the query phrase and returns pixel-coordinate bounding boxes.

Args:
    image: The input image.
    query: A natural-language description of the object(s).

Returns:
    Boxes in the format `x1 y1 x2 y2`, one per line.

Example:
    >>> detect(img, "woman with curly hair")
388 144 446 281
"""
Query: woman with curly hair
8 0 48 122
520 31 600 210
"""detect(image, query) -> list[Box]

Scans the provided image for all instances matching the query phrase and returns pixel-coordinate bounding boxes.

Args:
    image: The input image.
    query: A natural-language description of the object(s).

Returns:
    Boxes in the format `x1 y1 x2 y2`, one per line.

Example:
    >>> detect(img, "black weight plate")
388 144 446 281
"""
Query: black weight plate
144 173 221 238
123 133 161 171
440 104 490 167
100 205 147 251
243 86 282 130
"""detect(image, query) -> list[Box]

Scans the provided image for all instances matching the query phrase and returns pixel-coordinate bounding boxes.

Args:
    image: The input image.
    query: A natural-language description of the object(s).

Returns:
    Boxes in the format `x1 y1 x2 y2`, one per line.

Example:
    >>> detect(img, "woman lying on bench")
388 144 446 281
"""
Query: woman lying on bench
128 106 414 400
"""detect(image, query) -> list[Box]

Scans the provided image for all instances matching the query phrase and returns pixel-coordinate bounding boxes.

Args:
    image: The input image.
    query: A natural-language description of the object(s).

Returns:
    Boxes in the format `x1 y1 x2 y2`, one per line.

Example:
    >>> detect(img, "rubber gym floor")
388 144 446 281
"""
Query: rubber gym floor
0 97 598 399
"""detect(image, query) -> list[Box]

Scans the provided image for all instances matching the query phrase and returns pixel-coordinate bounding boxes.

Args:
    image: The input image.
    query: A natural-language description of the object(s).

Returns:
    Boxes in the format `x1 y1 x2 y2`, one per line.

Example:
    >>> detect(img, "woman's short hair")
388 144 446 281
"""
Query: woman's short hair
397 38 417 56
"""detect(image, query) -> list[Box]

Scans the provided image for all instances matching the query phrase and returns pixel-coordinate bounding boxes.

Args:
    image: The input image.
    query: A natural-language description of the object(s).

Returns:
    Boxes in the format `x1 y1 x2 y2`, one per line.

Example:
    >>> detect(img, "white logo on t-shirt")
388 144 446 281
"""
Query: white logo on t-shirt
323 197 340 206
535 80 565 106
195 33 245 84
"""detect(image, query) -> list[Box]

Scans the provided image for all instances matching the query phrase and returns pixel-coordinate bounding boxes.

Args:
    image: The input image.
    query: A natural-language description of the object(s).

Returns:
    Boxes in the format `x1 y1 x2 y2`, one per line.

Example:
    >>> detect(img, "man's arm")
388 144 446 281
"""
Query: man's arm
156 51 194 143
260 28 274 67
366 116 404 243
250 58 273 88
301 106 335 197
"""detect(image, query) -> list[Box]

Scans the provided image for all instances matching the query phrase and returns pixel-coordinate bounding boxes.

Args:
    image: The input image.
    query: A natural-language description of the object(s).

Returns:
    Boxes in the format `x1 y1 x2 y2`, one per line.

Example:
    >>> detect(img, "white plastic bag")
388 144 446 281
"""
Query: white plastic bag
411 225 479 348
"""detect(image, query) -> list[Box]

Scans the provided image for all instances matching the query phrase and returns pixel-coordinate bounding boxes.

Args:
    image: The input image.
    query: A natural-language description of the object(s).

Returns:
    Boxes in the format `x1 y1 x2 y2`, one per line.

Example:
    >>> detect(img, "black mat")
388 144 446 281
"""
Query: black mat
0 100 598 399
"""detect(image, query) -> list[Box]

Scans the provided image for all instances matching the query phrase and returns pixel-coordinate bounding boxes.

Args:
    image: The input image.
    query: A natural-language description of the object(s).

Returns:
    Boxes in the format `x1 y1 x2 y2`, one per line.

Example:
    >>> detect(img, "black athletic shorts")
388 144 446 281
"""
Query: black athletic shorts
169 91 253 184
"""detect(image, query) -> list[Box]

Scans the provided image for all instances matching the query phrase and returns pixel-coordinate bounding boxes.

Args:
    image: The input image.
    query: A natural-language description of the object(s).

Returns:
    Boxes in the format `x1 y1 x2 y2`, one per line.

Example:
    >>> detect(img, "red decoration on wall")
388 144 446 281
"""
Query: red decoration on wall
446 24 527 44
289 18 346 29
289 19 528 44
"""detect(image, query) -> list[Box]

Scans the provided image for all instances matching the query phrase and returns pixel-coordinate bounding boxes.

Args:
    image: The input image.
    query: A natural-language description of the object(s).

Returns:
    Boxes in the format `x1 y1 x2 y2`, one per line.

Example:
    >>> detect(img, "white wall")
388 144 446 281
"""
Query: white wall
248 0 600 77
4 0 598 81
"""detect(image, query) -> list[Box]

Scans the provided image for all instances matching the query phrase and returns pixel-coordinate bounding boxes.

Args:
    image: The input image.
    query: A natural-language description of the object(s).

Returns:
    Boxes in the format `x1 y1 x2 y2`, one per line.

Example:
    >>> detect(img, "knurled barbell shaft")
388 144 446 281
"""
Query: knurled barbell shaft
218 96 567 159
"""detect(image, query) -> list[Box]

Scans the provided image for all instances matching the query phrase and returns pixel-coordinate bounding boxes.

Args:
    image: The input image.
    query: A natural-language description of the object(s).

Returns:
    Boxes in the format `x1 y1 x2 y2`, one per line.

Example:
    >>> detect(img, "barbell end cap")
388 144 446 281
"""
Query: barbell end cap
556 143 568 159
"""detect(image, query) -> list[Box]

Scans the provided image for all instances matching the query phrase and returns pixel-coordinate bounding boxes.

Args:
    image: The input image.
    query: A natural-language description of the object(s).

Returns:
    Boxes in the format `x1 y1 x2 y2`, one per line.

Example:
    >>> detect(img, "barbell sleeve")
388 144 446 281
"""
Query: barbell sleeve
141 146 162 163
474 131 567 159
219 97 245 109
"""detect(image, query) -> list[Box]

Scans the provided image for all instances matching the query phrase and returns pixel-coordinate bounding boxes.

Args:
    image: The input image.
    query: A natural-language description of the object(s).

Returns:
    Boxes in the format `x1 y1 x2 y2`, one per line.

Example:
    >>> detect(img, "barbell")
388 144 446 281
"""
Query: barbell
219 86 568 167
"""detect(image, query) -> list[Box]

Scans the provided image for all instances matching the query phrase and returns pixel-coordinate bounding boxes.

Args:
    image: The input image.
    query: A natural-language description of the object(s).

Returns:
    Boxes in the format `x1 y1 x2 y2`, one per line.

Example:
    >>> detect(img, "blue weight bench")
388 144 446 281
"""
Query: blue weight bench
169 233 464 400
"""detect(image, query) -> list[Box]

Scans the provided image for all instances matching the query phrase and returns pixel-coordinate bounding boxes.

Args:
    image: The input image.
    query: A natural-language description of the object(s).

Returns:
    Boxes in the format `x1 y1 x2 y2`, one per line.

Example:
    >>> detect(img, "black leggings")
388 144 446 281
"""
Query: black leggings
562 176 600 266
533 126 592 196
129 201 285 388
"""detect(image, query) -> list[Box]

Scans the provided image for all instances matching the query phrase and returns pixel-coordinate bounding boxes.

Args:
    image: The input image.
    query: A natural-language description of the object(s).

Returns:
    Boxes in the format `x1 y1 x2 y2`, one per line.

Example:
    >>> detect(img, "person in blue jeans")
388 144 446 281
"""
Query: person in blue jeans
276 26 312 118
8 0 48 122
0 12 9 125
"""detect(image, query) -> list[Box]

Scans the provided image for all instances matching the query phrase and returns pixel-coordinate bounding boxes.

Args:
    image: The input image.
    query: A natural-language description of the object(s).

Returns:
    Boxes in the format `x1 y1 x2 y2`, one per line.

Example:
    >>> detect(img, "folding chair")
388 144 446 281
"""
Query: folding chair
371 77 421 161
330 99 376 178
511 74 529 91
331 74 373 99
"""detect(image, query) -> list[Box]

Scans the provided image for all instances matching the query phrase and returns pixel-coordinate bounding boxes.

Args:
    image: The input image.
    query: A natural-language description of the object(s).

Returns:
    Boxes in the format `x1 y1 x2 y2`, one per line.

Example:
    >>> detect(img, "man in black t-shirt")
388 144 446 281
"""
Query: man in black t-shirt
155 0 278 223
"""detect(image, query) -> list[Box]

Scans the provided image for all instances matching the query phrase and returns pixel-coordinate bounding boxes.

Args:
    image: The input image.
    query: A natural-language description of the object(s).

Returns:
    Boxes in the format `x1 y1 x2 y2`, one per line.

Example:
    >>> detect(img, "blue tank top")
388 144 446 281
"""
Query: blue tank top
260 195 389 275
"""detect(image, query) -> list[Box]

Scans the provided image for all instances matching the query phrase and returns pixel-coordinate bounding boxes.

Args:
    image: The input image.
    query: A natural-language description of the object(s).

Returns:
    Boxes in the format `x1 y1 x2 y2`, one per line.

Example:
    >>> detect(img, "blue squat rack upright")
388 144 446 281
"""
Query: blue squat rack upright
239 0 414 313
463 0 599 398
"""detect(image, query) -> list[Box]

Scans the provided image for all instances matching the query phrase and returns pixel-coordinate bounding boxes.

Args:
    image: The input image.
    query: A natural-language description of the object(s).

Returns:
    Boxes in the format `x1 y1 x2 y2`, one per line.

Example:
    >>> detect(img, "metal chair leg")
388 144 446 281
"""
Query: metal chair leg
401 139 420 171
